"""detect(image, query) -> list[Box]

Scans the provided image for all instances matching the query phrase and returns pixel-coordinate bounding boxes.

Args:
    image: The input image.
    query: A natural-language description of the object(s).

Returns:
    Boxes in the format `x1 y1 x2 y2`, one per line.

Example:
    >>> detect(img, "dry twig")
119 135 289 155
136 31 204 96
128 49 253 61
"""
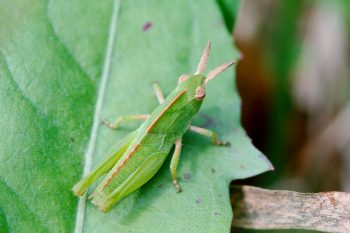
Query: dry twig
231 185 350 233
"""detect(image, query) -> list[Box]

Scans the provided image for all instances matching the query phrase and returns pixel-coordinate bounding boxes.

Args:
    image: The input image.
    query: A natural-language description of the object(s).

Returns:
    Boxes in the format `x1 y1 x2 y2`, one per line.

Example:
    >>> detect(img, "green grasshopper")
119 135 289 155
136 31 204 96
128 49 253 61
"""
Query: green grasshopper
72 41 236 212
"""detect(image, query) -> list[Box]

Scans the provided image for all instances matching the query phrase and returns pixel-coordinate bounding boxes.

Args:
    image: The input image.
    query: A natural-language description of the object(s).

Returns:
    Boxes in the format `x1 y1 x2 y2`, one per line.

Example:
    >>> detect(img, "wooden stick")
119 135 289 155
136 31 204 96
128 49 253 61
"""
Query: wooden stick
231 185 350 233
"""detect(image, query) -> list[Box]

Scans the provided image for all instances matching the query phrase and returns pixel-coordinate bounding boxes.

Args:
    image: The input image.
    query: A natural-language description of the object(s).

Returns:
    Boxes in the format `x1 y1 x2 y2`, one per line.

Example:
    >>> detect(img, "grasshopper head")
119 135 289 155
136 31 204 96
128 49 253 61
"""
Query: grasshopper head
177 41 237 101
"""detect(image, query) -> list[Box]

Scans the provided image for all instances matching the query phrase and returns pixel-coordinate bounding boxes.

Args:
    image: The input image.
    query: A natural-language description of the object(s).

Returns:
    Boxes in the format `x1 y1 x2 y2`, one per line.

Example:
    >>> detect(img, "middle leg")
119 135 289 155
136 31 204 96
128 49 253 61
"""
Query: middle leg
189 125 229 146
102 83 166 130
103 114 150 129
170 138 183 193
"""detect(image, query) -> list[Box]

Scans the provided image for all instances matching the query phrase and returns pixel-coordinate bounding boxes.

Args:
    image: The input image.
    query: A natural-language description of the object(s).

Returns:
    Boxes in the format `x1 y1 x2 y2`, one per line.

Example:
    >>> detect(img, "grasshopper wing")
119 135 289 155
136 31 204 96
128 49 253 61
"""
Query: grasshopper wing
91 151 168 212
72 130 137 196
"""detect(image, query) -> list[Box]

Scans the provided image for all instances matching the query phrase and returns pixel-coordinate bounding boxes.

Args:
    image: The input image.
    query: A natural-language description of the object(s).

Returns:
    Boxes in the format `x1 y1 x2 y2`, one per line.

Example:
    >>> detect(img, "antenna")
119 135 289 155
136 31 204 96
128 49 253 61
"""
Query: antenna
194 41 211 75
204 61 237 84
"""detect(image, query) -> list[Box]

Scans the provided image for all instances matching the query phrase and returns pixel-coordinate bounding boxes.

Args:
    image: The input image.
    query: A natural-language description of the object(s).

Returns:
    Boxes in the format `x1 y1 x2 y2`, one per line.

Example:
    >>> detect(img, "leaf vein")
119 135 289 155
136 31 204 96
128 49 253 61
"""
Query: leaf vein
0 177 51 233
45 0 95 83
73 1 121 233
0 50 52 125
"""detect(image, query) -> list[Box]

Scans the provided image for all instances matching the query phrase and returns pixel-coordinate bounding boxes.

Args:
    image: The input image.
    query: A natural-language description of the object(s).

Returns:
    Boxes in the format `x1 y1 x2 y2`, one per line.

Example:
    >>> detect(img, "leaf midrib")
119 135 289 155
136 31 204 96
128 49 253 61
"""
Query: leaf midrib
73 1 121 233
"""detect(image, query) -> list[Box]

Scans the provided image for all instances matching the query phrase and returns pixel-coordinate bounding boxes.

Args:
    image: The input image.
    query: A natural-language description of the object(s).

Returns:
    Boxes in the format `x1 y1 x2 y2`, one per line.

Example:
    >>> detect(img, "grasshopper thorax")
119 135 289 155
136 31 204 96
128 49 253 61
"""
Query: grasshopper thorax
177 74 206 102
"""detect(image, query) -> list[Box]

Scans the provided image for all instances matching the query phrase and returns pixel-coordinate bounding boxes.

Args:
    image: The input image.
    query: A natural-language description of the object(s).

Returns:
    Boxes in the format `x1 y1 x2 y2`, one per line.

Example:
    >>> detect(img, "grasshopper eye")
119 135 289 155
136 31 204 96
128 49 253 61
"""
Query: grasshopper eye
178 74 190 84
195 85 206 100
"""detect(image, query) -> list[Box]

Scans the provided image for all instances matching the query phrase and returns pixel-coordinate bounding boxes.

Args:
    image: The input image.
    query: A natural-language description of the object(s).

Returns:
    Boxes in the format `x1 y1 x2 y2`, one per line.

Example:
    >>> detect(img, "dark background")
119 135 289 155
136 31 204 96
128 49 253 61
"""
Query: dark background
231 1 350 232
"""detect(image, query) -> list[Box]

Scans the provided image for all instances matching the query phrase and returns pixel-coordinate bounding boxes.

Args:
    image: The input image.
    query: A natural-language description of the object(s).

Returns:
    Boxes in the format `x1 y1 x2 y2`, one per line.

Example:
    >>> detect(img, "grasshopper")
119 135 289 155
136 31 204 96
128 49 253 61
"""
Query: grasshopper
72 41 236 212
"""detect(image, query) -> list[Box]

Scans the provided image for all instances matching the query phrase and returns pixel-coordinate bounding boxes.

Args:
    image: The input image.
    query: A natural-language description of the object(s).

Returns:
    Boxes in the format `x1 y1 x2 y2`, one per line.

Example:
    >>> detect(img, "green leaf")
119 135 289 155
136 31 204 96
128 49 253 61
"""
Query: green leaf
215 0 241 32
0 0 272 233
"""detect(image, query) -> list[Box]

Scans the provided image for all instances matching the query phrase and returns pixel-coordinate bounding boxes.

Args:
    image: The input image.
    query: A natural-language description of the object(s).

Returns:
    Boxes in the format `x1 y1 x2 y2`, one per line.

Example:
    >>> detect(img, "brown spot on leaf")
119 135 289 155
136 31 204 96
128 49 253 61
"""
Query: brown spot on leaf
158 183 163 189
195 198 202 204
142 21 152 31
240 164 245 169
184 173 191 180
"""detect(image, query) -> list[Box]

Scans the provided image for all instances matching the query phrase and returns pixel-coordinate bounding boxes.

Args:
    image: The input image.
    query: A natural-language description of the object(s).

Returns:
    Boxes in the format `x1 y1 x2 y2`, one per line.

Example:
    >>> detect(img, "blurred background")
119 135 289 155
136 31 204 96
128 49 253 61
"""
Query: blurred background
231 1 349 231
233 0 349 192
